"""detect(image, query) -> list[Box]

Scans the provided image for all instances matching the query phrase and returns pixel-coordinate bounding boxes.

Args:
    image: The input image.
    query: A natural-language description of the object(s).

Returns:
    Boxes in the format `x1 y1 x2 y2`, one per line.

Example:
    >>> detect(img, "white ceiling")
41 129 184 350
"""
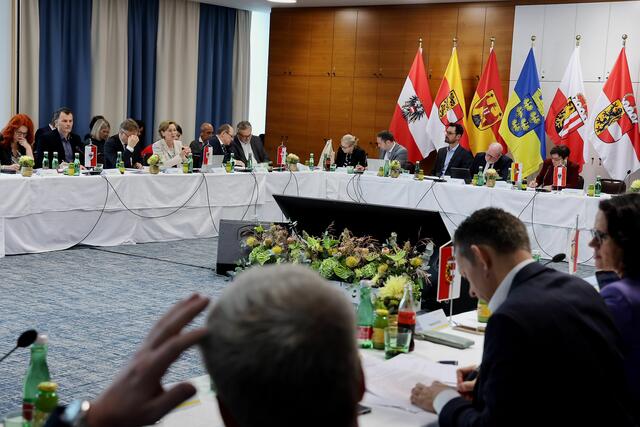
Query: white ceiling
200 0 507 13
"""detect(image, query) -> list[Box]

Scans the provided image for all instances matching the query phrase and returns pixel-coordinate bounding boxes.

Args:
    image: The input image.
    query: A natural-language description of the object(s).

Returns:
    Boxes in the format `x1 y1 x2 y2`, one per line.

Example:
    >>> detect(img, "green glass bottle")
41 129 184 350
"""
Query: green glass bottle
117 151 125 174
229 152 235 173
309 153 314 170
594 175 602 197
42 153 49 170
51 152 59 170
247 153 253 170
356 282 374 349
188 153 194 173
477 166 485 186
73 153 80 176
383 159 390 177
22 335 51 426
32 382 58 427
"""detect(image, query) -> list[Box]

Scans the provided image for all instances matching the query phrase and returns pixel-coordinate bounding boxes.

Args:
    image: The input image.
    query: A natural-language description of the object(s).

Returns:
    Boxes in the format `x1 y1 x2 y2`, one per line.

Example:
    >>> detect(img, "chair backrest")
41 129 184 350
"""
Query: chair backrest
600 179 626 194
576 175 585 190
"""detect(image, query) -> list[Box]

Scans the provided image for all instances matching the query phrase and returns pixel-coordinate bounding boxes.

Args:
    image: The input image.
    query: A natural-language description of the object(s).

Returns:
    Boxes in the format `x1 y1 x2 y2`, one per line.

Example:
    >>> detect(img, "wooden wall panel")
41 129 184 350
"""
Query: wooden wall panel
308 9 334 76
354 9 379 78
457 6 486 80
332 9 358 77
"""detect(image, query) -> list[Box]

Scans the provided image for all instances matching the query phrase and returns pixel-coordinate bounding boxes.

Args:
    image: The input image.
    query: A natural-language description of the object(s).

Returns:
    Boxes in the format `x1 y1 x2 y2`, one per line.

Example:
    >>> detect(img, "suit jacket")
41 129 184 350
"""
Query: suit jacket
432 145 473 177
190 138 207 169
335 146 368 168
230 135 269 164
379 143 410 169
103 134 143 169
439 262 635 427
34 125 54 159
36 129 84 168
535 158 580 188
470 153 513 181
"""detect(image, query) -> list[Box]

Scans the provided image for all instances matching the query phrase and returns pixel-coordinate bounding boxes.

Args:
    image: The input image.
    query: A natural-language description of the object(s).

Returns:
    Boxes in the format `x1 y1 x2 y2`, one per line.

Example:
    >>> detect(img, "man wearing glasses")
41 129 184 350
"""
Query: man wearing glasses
104 119 143 169
470 142 512 181
230 121 269 165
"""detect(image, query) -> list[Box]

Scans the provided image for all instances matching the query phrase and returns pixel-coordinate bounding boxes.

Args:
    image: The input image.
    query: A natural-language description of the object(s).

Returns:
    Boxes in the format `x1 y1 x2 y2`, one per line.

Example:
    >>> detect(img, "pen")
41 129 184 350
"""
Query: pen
438 360 458 366
464 368 479 381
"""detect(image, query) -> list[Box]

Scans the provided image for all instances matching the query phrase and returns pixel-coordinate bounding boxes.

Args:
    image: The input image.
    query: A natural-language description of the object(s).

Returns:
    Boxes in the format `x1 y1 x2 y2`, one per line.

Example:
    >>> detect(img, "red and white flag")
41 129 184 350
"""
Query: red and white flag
553 165 567 188
546 46 589 171
389 47 433 163
587 47 640 179
437 241 461 302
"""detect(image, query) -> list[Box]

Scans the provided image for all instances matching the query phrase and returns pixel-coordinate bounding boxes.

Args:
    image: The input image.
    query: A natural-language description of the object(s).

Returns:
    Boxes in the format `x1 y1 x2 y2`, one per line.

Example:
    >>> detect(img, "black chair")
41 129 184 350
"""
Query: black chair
601 179 626 194
575 175 584 190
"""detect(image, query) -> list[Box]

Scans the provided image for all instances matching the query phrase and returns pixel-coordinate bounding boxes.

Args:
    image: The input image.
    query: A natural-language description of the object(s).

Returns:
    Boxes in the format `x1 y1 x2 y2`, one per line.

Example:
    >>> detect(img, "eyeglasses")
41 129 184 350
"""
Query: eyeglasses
590 229 609 245
14 130 27 136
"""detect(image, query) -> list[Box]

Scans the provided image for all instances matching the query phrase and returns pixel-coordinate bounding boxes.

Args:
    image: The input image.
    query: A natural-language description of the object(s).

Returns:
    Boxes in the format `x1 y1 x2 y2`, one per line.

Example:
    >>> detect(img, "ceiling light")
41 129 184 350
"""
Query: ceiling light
268 0 297 3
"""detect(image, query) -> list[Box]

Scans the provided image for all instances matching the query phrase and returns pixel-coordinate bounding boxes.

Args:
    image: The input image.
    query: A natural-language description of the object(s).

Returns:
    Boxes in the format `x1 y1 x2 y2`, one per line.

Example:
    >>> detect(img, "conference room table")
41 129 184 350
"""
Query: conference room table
154 310 485 427
0 168 604 264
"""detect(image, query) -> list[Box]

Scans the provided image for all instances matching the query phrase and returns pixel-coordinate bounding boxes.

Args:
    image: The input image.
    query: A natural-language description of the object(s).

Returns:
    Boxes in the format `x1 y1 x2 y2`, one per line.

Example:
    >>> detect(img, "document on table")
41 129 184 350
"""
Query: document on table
364 354 457 414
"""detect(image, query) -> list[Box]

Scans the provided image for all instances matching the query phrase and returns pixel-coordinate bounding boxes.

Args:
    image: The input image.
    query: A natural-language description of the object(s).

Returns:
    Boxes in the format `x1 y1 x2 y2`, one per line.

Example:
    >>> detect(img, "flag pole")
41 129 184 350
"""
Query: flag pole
453 37 458 49
490 36 495 52
575 34 581 47
531 35 536 48
419 37 423 50
622 34 628 47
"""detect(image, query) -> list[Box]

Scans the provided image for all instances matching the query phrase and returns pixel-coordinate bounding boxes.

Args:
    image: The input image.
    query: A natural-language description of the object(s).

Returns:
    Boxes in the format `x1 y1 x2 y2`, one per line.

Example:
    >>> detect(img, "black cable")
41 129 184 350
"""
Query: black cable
102 174 204 218
529 190 554 258
355 173 367 203
292 169 300 196
517 190 538 219
88 246 216 271
345 173 357 202
415 180 436 208
240 171 258 221
202 172 219 234
68 175 110 248
282 168 294 194
431 183 461 228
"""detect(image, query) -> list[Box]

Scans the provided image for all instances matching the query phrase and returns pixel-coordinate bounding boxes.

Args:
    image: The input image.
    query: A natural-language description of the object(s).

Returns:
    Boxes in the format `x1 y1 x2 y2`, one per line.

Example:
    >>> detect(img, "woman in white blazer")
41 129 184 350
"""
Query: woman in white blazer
152 120 191 168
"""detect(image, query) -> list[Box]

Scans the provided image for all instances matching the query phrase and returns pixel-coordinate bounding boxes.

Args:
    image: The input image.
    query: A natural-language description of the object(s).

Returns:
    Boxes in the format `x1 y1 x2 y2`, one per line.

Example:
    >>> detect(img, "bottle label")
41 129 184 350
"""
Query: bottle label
357 326 372 340
372 328 385 346
85 145 97 167
398 310 416 325
23 401 34 421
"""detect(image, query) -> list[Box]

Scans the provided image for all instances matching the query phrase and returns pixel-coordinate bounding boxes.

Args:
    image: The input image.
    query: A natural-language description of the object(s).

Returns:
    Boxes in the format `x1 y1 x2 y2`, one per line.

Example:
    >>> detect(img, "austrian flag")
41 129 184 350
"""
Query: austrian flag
389 47 433 163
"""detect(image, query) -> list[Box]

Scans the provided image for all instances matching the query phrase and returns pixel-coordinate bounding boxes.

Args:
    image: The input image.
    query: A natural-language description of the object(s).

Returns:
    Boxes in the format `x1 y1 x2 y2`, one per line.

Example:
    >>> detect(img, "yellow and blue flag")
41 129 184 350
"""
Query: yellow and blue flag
499 48 545 177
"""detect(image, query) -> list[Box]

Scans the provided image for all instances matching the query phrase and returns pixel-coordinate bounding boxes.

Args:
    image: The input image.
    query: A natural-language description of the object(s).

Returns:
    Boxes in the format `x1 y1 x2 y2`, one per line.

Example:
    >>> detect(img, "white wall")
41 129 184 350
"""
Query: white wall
510 1 640 184
0 0 13 125
248 10 269 135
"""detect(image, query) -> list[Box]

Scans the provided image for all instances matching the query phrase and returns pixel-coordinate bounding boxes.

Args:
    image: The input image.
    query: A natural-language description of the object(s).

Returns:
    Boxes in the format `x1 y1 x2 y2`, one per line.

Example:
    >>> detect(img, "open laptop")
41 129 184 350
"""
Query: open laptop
450 167 472 184
367 158 385 171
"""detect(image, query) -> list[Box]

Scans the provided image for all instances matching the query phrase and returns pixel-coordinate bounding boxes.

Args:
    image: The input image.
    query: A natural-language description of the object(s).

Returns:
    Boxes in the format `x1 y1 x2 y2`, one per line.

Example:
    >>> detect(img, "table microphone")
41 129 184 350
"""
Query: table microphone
0 329 38 363
543 253 566 265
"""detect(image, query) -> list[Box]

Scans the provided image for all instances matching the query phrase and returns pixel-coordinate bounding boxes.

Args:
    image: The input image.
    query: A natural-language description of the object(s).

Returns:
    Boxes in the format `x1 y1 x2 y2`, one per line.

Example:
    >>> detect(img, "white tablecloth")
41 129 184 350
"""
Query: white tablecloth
0 170 603 263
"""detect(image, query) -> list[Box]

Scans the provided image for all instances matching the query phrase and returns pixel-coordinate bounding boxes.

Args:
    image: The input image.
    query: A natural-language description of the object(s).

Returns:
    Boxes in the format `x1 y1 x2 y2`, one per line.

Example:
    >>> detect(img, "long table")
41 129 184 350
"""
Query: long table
0 169 604 263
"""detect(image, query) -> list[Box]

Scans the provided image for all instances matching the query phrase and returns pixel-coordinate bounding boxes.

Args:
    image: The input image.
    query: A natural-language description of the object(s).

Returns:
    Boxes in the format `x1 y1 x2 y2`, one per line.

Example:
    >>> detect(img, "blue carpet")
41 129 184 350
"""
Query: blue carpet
0 238 229 416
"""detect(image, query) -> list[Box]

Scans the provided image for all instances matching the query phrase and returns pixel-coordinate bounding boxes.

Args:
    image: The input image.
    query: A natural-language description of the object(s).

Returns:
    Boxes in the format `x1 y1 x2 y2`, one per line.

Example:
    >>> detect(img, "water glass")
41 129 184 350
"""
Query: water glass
384 326 412 359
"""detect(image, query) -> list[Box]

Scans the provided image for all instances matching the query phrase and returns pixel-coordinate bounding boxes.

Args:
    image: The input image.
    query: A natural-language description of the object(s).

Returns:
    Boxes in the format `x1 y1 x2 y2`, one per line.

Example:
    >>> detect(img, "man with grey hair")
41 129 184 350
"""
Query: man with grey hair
103 118 143 169
230 120 269 164
470 142 512 181
202 264 364 427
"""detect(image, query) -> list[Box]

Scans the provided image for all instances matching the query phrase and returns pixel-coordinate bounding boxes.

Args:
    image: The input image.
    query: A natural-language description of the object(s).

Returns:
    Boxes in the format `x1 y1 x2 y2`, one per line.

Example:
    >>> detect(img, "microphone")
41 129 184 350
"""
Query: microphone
543 253 566 265
623 169 632 187
0 329 38 363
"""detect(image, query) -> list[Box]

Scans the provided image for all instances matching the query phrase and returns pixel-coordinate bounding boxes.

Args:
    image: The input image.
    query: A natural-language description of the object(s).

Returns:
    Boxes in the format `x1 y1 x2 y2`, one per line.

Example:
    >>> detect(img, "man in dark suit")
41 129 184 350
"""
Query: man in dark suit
36 108 84 168
431 123 473 177
34 111 58 160
230 121 269 165
410 208 636 426
376 130 410 170
470 142 513 181
190 122 214 168
103 119 143 169
208 124 245 167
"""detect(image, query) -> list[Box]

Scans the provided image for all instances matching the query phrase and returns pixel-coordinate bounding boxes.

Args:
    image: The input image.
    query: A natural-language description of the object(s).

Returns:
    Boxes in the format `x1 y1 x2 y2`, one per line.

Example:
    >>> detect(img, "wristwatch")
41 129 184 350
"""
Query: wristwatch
61 400 91 427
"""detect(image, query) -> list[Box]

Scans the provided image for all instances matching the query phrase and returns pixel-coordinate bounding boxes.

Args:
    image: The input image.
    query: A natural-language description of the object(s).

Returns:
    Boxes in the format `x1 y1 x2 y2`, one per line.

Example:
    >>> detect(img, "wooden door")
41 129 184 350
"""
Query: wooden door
427 6 459 96
484 6 514 99
332 9 358 77
377 8 409 79
329 77 355 140
265 76 289 153
307 76 332 149
308 9 335 77
351 78 379 155
288 11 312 76
284 76 310 156
354 9 380 78
269 11 290 76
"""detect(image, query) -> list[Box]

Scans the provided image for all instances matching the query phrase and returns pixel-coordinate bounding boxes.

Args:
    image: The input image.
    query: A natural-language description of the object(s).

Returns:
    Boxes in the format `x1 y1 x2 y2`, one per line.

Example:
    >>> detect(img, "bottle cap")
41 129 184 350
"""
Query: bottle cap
35 334 48 345
376 309 389 315
38 382 58 392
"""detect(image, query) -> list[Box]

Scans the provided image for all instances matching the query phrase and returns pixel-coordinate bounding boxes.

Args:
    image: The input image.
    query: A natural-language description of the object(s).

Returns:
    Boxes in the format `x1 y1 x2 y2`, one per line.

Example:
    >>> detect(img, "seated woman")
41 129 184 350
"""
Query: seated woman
0 114 35 172
334 134 367 170
589 193 640 422
85 118 110 165
152 120 191 168
529 144 580 189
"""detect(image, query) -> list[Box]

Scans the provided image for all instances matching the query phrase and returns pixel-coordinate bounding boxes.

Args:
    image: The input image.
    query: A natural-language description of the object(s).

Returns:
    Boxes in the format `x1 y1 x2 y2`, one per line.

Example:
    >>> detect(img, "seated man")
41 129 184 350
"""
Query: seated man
431 123 473 177
529 144 580 189
45 265 363 427
103 119 143 169
210 123 244 167
190 122 214 168
470 142 512 181
410 208 636 426
36 107 84 168
376 130 410 170
230 120 269 165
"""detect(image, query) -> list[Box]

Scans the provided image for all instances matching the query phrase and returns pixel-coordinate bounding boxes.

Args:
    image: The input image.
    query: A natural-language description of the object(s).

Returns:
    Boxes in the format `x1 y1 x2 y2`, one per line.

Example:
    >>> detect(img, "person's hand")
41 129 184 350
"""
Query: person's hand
134 162 143 170
528 180 538 188
85 294 210 427
4 163 20 172
16 137 30 149
127 135 140 149
456 365 477 400
235 160 245 168
410 381 452 413
355 165 365 172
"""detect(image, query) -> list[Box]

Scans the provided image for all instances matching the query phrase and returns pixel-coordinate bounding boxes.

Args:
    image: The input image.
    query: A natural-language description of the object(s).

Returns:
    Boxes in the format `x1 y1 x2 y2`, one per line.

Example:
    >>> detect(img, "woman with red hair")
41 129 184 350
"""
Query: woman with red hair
0 114 35 172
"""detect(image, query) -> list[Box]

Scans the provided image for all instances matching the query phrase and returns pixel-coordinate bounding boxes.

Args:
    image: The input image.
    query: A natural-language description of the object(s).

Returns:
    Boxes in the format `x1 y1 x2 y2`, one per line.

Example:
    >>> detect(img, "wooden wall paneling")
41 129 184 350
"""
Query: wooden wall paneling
377 8 409 79
307 76 332 145
269 11 291 76
332 9 358 77
373 78 404 158
265 76 288 154
401 6 432 79
427 6 459 95
483 6 515 86
308 9 335 77
284 76 310 156
456 5 486 81
354 9 380 78
351 78 379 154
288 10 312 76
328 77 355 140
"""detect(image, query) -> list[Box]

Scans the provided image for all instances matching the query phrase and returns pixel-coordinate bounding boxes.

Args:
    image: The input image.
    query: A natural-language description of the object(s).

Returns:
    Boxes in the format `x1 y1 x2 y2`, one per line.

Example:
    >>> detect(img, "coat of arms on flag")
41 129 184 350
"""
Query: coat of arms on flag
508 90 544 137
554 94 588 138
471 89 503 130
594 93 638 143
400 95 426 123
438 91 465 126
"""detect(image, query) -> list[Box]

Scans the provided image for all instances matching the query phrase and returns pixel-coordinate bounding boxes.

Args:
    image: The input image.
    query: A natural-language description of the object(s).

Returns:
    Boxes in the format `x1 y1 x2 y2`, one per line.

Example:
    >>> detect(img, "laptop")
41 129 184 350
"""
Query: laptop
367 158 385 171
450 167 472 184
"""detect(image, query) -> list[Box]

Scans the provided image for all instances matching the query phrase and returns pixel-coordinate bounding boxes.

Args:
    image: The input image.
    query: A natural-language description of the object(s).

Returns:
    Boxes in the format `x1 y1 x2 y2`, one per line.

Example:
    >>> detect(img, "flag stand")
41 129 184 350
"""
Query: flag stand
448 279 455 326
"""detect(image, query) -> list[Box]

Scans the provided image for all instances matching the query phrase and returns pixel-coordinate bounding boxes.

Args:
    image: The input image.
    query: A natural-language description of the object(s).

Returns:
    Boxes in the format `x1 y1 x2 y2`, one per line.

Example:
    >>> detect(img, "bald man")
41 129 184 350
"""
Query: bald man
470 142 513 181
190 122 214 168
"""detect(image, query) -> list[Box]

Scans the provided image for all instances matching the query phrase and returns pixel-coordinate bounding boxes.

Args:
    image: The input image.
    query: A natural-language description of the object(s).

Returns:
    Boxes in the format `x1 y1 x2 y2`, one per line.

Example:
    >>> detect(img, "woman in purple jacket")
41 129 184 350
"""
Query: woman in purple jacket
590 192 640 420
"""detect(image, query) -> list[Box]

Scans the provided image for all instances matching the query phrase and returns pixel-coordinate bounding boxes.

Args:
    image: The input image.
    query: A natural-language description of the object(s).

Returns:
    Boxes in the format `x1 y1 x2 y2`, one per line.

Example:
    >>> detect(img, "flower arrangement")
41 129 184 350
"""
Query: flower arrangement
286 153 300 164
630 179 640 193
237 224 434 307
485 168 498 187
147 154 160 166
18 156 35 168
390 160 401 171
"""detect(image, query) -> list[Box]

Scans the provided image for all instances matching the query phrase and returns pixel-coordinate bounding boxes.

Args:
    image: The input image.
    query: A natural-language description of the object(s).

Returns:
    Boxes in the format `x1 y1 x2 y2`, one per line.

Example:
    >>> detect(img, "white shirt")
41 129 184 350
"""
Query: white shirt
383 142 397 160
240 140 256 162
433 258 535 414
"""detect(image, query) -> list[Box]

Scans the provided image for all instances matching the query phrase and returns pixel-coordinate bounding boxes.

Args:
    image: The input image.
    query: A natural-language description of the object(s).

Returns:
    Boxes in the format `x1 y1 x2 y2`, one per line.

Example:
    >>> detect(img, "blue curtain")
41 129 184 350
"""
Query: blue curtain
38 0 92 133
127 0 159 147
195 4 236 135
